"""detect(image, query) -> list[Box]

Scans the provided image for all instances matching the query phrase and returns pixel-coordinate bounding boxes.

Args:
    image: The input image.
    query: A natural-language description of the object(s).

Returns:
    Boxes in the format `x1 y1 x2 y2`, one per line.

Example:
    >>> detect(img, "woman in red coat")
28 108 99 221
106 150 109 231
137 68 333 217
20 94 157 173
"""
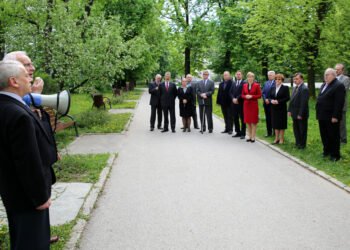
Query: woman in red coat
242 72 262 142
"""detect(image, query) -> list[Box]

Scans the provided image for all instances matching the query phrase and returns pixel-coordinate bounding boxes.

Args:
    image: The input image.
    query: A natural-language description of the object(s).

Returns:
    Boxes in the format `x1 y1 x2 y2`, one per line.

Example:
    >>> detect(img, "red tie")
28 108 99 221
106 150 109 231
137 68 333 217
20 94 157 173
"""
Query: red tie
166 82 169 92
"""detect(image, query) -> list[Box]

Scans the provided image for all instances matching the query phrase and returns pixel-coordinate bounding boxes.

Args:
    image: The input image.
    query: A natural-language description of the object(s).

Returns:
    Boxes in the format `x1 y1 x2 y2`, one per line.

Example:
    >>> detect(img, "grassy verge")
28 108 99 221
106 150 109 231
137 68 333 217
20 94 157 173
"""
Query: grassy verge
212 91 350 185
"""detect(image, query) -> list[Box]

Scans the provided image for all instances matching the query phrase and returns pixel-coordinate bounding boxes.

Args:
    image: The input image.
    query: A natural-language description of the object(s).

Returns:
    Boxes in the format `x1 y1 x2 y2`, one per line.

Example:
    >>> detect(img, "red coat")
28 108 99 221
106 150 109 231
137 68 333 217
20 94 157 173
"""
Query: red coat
242 82 262 124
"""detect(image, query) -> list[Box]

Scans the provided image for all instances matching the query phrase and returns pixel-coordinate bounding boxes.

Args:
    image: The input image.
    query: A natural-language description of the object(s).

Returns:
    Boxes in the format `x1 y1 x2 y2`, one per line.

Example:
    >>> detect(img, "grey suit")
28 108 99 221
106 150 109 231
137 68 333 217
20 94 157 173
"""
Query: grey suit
197 79 215 131
338 74 349 143
288 82 309 148
188 81 199 128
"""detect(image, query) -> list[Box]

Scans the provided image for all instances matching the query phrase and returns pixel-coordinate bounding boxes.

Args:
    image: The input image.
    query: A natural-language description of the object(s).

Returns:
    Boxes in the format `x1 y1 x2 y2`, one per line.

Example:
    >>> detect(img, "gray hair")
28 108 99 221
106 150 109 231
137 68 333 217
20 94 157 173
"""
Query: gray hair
155 74 162 79
203 70 209 75
335 63 345 70
186 74 192 78
223 71 230 75
164 72 171 76
268 71 275 76
325 68 337 76
0 60 25 90
3 51 27 61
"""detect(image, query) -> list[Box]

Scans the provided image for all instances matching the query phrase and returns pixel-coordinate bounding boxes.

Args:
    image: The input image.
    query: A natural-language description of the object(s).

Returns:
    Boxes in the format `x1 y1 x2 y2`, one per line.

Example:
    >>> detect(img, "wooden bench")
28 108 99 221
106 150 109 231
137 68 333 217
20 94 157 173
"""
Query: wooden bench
43 107 79 137
91 93 111 110
113 88 121 97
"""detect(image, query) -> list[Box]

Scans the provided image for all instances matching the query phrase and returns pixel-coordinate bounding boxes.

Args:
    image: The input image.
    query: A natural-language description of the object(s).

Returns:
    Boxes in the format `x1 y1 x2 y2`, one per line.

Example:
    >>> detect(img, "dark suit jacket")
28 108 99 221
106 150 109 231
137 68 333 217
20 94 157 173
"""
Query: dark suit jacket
0 94 57 212
197 79 215 106
316 78 346 121
217 80 233 107
288 83 309 119
188 81 197 106
148 81 161 106
159 82 177 108
229 79 246 105
269 85 290 112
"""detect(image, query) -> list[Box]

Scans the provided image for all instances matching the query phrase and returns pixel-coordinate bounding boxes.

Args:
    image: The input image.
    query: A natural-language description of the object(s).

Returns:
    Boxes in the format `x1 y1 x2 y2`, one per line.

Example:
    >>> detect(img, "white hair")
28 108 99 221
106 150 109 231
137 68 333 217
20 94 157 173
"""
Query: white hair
0 60 25 90
325 68 337 77
3 51 27 61
165 72 171 76
155 74 162 79
203 70 209 75
268 71 275 76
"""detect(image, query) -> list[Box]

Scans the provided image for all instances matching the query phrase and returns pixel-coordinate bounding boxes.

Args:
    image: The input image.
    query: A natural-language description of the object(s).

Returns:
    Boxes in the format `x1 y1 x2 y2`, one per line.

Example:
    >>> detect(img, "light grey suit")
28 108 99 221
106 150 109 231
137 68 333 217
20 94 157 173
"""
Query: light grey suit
338 74 349 143
196 79 215 131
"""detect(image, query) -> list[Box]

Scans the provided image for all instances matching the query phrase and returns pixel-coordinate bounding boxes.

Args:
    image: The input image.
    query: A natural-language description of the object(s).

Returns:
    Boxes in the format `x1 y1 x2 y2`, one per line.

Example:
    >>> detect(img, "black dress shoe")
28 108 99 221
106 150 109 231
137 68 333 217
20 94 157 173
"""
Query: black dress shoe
150 128 154 131
161 129 169 133
232 134 241 138
246 139 251 142
240 135 245 139
172 129 176 133
180 127 184 129
264 134 272 137
194 127 200 129
187 128 191 132
298 145 306 149
157 126 162 130
250 139 255 143
209 130 213 133
330 156 340 162
221 130 228 133
271 140 279 145
228 131 233 135
183 128 187 132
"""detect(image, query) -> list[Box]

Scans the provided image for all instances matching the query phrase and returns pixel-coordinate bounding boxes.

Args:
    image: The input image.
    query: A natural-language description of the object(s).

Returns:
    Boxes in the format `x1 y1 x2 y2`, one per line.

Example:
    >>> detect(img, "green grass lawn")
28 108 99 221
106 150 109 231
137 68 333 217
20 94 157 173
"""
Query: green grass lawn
212 91 350 185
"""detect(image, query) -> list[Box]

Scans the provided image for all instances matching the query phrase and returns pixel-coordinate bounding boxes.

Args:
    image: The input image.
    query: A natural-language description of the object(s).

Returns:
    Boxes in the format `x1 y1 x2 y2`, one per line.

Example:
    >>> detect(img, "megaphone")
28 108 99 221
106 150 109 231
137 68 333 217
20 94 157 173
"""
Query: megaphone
23 90 71 116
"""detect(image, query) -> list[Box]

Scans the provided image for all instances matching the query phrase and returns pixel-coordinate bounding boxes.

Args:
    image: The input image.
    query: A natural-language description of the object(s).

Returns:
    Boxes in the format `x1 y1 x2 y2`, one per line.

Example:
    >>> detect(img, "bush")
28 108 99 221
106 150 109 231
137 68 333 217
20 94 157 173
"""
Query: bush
75 110 111 128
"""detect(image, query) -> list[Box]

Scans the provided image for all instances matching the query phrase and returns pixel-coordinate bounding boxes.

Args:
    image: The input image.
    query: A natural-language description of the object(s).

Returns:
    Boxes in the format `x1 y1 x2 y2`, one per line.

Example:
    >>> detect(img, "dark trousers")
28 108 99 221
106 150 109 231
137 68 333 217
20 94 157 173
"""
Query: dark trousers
192 105 199 128
199 104 213 131
221 104 233 132
293 118 308 147
232 103 246 136
319 120 341 158
163 106 176 130
6 208 50 250
150 104 162 128
263 103 272 135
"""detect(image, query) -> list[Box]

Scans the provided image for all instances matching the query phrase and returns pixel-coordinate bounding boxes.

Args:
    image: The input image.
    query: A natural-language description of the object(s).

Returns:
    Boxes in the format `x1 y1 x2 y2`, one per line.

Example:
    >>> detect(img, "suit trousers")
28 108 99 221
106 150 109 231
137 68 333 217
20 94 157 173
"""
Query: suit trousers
319 120 341 158
192 105 199 128
292 118 308 147
233 103 246 135
6 208 50 250
150 104 162 128
340 111 347 143
221 104 233 132
199 104 213 131
263 103 273 135
163 106 176 130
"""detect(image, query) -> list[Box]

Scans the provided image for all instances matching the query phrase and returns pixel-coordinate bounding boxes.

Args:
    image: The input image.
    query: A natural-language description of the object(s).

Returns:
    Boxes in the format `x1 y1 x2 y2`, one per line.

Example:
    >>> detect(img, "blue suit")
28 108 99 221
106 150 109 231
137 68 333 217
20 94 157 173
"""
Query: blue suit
262 80 275 135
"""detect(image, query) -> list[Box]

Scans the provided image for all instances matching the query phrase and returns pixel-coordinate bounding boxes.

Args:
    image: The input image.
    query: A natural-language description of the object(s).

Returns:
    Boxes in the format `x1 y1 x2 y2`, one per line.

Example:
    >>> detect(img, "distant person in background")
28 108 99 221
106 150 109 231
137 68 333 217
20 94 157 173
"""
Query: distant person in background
177 78 193 132
316 68 345 161
197 70 215 133
242 72 261 142
217 71 233 134
230 70 246 139
262 71 276 137
148 74 163 131
269 73 290 145
288 73 309 149
159 72 177 133
186 74 199 129
335 63 349 144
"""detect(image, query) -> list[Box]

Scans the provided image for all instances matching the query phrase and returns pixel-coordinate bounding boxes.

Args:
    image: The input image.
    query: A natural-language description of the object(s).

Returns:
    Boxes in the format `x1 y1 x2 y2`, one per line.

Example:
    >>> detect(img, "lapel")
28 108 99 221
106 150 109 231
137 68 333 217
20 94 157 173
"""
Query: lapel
320 81 334 96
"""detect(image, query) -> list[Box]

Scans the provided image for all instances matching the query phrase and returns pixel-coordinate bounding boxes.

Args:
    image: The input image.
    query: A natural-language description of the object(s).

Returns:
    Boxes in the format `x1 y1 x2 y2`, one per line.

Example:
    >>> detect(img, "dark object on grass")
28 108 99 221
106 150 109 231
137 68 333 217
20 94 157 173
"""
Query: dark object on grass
91 93 111 110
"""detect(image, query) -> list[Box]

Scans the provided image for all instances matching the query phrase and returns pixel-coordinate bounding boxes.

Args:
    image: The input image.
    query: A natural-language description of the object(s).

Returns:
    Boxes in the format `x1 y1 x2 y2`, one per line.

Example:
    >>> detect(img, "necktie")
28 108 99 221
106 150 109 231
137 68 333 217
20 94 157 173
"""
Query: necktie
166 82 169 92
292 86 297 96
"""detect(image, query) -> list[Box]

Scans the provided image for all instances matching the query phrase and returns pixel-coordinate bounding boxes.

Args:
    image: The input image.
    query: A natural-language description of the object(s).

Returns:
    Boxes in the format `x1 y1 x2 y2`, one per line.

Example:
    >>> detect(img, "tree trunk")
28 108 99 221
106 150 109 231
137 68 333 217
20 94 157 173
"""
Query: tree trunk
185 47 191 75
261 57 268 81
306 59 316 98
223 50 231 71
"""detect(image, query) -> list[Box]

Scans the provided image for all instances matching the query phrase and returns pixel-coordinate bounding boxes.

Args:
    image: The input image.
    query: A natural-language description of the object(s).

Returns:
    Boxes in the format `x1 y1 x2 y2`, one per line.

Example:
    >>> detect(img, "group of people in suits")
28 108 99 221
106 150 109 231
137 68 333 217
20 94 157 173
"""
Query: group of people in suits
0 52 60 249
149 70 215 133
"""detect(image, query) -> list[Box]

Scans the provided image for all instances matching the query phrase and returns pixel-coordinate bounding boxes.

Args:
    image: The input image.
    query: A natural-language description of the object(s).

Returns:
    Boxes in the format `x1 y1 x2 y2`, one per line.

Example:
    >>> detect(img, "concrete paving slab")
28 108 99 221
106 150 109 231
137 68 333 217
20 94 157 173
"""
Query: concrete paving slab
63 133 125 155
108 109 135 114
79 90 350 249
50 183 92 226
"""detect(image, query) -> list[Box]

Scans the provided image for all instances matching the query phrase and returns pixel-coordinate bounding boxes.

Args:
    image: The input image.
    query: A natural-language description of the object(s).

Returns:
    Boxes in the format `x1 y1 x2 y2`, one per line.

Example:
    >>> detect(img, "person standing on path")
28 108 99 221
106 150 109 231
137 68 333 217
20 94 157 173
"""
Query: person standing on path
177 78 193 132
217 71 233 134
186 74 199 129
335 63 349 144
242 72 261 142
159 72 177 133
288 73 309 149
230 70 246 139
269 74 290 145
316 68 345 162
262 71 276 137
197 70 215 133
148 74 163 131
0 60 57 250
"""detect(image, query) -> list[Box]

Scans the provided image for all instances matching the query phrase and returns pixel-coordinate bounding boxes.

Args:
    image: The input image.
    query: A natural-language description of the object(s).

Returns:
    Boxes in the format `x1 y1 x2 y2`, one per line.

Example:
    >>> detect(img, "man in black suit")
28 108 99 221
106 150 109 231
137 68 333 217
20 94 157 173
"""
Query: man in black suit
149 74 162 131
197 70 215 133
288 73 309 149
230 70 246 139
0 60 57 249
316 68 346 161
159 72 177 133
217 71 233 134
186 74 199 129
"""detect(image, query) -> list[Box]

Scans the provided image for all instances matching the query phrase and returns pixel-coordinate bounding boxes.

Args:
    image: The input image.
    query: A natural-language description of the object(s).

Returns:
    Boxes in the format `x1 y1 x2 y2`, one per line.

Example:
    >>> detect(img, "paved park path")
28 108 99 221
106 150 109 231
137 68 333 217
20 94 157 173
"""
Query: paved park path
79 90 350 250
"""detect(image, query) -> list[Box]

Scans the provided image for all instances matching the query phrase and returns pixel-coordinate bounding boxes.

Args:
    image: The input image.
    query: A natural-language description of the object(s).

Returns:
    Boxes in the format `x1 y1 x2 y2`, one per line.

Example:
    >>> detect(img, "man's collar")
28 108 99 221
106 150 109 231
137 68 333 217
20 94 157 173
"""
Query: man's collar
0 91 26 105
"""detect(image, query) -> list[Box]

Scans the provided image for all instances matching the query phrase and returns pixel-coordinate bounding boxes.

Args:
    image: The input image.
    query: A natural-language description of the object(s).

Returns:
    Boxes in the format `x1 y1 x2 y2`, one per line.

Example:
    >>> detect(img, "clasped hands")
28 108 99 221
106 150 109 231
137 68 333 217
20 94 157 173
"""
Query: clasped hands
200 93 207 99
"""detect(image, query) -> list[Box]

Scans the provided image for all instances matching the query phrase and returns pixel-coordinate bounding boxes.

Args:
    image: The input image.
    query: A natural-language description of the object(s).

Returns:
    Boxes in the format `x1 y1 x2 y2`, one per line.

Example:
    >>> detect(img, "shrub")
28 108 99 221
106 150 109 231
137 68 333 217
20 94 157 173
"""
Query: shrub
75 110 111 128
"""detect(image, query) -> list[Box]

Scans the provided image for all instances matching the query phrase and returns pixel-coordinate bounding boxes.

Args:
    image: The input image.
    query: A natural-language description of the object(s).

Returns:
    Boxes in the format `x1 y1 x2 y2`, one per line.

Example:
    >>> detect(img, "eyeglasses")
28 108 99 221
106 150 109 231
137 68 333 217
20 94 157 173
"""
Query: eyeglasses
275 78 283 80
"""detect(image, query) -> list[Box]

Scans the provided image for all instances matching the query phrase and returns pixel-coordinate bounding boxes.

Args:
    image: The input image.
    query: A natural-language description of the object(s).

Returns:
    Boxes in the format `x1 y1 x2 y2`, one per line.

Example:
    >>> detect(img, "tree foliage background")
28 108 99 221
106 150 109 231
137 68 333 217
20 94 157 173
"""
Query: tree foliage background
0 0 349 94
